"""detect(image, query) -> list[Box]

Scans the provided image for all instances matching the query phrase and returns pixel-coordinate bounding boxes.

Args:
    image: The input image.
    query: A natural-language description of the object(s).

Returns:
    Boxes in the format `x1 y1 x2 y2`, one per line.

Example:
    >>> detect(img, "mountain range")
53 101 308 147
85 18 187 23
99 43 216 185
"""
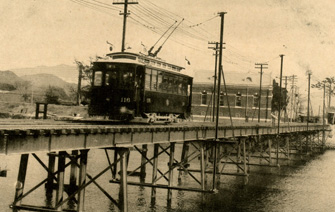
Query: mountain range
10 64 78 84
0 66 77 103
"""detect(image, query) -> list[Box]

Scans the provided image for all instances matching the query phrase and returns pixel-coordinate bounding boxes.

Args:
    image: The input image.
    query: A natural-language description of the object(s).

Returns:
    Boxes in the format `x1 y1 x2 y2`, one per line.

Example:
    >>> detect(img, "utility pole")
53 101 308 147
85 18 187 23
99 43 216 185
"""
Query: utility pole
284 76 288 122
307 71 311 151
113 0 138 52
209 41 225 122
329 84 332 108
265 89 269 122
277 54 284 166
255 63 268 122
322 83 326 149
289 75 297 122
213 11 226 191
75 61 84 106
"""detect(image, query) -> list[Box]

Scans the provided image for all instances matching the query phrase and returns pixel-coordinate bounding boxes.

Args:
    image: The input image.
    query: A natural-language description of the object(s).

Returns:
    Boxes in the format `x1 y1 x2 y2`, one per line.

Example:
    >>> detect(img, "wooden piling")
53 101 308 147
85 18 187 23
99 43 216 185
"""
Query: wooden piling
77 150 88 212
151 144 159 205
70 150 78 195
140 144 147 183
56 151 66 211
119 148 129 212
13 154 29 211
46 153 55 195
200 142 206 190
167 143 175 205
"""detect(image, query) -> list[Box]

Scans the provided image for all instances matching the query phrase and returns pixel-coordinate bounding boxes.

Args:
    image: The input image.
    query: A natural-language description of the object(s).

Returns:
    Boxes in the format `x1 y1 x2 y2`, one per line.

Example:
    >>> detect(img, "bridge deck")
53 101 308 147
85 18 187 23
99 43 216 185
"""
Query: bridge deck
0 120 328 155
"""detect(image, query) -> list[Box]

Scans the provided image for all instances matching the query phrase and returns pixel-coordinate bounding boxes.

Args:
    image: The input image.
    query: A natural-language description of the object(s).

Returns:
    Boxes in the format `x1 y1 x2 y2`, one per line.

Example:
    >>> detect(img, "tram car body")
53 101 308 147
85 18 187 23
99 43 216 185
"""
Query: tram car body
88 52 193 122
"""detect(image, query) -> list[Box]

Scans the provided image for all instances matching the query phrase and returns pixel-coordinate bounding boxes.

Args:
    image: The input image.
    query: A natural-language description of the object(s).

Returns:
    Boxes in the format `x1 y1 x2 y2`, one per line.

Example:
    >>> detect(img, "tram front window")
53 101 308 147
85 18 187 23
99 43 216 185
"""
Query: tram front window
105 63 135 89
93 71 102 86
105 70 118 87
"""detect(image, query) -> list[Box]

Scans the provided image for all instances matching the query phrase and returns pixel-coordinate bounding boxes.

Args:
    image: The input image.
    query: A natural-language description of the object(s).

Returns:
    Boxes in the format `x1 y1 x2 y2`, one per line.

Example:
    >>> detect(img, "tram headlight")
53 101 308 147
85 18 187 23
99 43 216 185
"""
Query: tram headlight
120 106 127 113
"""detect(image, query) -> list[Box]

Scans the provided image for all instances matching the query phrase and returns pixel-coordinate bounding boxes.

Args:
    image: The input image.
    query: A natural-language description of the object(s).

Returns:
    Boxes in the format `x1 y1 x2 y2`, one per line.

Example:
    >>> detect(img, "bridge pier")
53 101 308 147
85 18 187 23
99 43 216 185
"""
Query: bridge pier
119 148 129 212
77 149 88 212
55 151 66 211
12 154 29 212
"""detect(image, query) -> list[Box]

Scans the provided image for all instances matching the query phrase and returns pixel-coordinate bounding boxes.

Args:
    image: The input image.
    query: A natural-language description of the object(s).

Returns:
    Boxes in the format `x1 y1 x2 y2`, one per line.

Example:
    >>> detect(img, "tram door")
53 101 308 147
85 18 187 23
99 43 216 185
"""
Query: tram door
135 66 145 116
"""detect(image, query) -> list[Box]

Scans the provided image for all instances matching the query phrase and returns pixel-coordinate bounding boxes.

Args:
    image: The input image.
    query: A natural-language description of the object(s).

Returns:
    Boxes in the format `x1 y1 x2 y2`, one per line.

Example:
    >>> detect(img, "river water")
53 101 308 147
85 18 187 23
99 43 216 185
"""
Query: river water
1 144 335 212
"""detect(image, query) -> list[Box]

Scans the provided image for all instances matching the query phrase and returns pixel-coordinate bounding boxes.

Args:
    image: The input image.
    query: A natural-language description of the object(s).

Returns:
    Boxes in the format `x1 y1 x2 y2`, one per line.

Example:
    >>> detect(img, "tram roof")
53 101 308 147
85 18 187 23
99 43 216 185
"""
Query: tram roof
96 52 185 73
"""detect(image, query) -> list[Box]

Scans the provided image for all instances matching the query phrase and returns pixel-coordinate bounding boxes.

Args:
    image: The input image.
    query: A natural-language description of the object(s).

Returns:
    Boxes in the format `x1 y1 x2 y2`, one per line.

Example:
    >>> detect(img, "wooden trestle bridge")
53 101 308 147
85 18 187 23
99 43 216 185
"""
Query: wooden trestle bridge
0 120 330 212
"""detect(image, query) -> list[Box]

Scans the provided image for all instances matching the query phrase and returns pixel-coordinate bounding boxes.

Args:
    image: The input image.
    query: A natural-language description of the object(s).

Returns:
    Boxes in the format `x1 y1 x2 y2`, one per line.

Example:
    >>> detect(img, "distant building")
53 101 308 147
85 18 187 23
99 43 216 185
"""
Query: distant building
191 70 273 121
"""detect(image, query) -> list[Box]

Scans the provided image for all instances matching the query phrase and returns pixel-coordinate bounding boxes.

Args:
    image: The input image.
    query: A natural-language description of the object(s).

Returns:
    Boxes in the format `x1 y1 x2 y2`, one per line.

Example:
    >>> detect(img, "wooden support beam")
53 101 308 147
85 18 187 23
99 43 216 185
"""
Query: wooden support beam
113 149 118 179
110 180 214 193
12 154 29 212
167 143 175 205
140 144 147 183
56 151 66 211
268 138 272 165
46 153 56 196
285 137 290 165
151 144 159 205
77 150 88 212
200 142 206 190
69 150 78 198
118 148 129 212
178 142 189 182
242 138 248 185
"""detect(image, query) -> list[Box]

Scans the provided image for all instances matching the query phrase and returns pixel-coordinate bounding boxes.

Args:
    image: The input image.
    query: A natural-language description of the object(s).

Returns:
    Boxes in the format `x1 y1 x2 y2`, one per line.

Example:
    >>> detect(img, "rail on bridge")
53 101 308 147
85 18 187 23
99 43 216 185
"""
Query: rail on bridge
0 121 330 212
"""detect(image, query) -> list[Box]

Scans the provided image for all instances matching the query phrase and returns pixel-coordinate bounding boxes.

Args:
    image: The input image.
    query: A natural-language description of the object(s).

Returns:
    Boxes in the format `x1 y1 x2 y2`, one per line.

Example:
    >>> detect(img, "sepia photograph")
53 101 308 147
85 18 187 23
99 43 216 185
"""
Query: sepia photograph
0 0 335 211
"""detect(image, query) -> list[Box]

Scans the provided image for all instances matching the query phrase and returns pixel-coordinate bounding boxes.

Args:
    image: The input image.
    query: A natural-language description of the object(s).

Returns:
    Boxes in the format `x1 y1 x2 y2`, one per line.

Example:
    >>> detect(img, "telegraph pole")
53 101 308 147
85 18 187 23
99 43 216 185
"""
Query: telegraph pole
255 63 268 122
329 84 332 108
290 75 297 122
277 54 284 166
307 71 311 151
113 0 138 52
209 42 218 122
213 11 226 191
284 76 288 122
322 83 326 149
209 41 225 122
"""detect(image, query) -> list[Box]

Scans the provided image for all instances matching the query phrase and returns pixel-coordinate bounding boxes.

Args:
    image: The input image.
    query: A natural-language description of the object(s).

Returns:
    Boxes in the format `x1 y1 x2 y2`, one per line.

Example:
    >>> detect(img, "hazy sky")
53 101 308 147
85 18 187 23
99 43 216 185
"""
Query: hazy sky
1 0 335 95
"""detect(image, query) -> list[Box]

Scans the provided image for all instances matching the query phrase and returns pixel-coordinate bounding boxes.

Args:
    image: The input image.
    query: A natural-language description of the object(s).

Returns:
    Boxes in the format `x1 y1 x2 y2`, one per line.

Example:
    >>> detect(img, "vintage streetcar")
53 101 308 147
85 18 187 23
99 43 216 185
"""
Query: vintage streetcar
88 52 193 123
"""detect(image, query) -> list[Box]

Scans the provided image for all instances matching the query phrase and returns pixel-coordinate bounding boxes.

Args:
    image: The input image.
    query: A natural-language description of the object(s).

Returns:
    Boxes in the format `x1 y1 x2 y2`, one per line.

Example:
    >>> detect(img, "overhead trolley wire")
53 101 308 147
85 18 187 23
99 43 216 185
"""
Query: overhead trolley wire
74 0 119 11
140 0 216 40
69 0 119 16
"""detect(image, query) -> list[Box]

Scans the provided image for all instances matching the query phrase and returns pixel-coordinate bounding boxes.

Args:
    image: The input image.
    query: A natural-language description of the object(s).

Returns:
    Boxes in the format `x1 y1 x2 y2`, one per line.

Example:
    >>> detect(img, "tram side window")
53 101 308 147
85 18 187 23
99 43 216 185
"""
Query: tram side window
173 78 179 94
167 77 173 93
162 75 169 91
183 79 188 96
157 73 163 91
177 78 182 94
152 70 158 90
145 69 151 90
94 71 102 86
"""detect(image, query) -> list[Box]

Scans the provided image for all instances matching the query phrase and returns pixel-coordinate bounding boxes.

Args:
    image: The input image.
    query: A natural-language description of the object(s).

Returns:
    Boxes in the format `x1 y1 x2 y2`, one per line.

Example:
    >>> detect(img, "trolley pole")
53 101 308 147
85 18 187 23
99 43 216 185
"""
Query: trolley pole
255 63 268 122
213 12 226 191
114 0 138 52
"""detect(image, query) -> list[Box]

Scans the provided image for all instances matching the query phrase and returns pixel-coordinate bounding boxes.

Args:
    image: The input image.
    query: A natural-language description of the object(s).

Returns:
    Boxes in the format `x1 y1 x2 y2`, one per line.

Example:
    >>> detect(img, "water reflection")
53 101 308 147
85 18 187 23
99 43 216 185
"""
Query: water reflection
2 149 335 211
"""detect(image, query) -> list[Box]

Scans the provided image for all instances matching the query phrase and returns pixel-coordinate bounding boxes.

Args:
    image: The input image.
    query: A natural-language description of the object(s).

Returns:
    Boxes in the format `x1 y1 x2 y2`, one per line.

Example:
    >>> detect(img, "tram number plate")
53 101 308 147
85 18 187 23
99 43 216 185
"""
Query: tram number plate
121 97 131 103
